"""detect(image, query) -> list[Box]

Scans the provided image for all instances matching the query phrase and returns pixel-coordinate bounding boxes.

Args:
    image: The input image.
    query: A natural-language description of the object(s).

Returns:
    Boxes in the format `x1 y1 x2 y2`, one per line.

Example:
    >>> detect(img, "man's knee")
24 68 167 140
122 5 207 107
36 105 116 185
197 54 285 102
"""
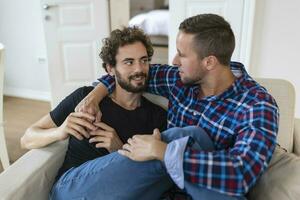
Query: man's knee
161 126 214 150
162 126 205 142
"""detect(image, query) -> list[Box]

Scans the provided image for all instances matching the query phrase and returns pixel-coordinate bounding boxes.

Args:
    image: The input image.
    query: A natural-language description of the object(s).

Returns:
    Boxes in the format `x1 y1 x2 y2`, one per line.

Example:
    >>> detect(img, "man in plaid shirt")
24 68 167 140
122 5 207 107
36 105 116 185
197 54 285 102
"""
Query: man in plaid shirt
76 14 279 199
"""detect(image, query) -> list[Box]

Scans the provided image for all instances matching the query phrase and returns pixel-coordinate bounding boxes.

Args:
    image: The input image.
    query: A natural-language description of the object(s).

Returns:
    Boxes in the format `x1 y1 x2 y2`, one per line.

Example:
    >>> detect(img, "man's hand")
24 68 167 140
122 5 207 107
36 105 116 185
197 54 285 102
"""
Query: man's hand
57 112 97 141
75 95 102 122
75 84 109 122
118 129 167 162
89 122 123 152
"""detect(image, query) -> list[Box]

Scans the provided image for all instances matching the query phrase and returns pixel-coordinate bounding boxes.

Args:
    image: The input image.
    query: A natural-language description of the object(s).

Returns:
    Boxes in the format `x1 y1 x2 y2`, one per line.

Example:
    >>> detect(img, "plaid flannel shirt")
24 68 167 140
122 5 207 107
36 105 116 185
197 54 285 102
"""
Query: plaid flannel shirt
96 62 279 196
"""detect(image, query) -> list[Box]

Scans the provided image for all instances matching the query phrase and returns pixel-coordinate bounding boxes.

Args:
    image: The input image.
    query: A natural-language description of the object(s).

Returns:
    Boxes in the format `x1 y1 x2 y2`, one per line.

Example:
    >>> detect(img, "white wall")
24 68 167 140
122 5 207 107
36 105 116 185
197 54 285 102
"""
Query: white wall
0 0 50 101
0 0 299 118
250 0 300 117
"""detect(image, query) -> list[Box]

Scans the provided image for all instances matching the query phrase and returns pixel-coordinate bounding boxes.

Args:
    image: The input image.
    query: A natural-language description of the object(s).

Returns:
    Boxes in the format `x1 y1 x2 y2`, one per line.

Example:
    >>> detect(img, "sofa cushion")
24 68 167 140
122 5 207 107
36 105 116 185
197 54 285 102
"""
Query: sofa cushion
0 140 67 200
247 146 300 200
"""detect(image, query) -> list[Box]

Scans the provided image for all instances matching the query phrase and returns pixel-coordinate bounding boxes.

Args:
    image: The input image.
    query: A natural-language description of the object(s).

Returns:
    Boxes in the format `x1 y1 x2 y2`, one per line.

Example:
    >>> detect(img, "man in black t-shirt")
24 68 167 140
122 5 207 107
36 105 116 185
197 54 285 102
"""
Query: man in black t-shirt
21 27 168 199
52 86 166 179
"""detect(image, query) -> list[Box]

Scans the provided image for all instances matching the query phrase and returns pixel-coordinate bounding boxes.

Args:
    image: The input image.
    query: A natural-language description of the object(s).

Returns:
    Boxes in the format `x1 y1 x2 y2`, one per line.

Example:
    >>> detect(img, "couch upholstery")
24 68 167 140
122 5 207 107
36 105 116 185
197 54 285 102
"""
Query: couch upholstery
0 43 10 170
0 78 299 200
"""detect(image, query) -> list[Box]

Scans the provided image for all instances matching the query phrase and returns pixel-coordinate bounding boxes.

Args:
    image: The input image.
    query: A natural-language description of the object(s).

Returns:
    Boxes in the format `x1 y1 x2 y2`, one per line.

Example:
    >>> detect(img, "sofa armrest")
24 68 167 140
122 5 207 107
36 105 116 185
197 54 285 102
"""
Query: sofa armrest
0 140 67 200
293 118 300 156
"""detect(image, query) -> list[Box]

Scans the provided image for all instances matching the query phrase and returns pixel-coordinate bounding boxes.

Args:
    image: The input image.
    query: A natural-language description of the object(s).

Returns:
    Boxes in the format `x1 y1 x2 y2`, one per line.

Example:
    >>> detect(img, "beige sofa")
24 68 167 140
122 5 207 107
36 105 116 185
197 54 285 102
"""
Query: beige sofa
0 78 299 200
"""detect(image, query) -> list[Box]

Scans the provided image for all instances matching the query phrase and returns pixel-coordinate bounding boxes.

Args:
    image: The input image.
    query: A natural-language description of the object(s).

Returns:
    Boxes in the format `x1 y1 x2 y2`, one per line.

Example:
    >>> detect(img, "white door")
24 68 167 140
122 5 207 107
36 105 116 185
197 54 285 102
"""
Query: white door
169 0 256 70
41 0 110 107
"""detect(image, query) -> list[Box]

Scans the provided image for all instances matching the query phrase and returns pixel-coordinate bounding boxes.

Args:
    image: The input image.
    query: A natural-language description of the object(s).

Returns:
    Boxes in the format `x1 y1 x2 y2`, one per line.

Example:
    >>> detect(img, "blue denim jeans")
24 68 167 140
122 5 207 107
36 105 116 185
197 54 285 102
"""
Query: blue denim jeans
50 126 245 200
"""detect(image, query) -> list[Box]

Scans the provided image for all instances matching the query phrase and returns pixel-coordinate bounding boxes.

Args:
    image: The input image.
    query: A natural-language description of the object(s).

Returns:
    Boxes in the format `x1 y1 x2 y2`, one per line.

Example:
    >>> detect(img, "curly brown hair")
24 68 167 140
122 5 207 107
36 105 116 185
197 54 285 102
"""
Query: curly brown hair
179 14 235 66
100 27 153 72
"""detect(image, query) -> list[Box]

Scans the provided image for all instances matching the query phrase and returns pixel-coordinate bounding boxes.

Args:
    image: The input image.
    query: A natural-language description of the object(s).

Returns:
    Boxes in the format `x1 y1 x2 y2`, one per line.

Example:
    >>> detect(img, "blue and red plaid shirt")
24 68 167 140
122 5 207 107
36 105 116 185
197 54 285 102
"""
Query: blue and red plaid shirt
97 62 279 197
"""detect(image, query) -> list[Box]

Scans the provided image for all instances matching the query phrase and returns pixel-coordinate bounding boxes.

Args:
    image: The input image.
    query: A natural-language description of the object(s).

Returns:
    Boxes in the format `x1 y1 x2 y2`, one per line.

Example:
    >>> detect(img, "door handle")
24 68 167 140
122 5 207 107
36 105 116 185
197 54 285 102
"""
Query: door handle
43 4 58 10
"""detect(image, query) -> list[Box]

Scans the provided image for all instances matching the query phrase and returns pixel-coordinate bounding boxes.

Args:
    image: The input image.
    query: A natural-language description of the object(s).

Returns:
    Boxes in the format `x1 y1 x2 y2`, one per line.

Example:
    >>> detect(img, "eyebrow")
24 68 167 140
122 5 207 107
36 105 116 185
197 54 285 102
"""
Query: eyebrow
122 58 134 62
121 55 149 62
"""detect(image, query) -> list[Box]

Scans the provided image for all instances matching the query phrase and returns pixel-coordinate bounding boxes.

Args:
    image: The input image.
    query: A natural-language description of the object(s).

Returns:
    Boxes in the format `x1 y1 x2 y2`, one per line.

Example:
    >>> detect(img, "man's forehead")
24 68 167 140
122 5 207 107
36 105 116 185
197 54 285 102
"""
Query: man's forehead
116 42 148 59
176 31 195 43
176 31 197 53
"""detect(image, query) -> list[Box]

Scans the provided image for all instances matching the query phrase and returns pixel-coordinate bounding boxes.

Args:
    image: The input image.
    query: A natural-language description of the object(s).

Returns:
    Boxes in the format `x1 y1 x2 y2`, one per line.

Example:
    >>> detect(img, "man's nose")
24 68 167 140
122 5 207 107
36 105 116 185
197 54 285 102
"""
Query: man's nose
172 54 181 67
133 61 144 72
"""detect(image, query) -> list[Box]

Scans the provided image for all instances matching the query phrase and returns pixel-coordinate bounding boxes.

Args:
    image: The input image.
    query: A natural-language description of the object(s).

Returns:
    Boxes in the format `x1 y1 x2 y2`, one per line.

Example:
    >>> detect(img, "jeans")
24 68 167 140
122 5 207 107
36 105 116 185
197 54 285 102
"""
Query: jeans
50 126 245 200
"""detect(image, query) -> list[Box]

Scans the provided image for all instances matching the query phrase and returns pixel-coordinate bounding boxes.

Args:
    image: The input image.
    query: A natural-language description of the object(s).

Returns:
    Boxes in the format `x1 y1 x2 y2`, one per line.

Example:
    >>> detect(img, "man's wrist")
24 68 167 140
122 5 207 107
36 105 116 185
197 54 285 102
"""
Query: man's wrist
96 83 109 97
89 88 102 102
154 141 167 161
55 129 67 141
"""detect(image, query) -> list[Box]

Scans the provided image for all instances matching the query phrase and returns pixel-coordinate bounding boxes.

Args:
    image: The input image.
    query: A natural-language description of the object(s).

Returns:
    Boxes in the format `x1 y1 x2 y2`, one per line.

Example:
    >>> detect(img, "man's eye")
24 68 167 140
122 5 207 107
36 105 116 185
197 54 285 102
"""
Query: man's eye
141 58 150 64
125 61 133 65
176 52 182 57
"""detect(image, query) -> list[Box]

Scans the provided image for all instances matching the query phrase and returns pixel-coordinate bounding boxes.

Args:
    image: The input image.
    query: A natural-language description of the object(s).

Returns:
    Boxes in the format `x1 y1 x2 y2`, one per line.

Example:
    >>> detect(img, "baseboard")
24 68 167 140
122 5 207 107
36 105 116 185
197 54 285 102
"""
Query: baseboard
3 87 51 101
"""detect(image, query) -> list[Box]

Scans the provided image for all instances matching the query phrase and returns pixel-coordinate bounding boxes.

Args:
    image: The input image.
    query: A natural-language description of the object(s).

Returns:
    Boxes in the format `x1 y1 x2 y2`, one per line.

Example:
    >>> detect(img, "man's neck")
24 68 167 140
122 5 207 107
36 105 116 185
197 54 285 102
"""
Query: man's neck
109 85 142 110
198 66 236 98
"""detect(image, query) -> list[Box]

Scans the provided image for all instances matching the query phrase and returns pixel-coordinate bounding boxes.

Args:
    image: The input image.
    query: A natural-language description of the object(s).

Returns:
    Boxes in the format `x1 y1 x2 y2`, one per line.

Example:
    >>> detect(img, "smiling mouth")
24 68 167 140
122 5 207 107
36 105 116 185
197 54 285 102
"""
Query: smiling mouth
130 74 146 81
132 76 144 81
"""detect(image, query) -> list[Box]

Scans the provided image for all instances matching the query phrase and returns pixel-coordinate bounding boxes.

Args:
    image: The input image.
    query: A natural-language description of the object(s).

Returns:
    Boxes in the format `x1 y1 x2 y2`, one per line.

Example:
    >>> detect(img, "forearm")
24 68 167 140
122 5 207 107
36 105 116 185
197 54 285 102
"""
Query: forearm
20 127 61 149
153 141 167 161
89 82 109 103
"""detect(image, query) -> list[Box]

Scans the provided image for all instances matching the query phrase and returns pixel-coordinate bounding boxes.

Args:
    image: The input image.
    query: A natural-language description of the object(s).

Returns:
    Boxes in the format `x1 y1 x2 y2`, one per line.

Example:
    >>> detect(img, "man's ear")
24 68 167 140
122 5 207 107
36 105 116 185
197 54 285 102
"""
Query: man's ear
204 56 218 71
106 64 115 76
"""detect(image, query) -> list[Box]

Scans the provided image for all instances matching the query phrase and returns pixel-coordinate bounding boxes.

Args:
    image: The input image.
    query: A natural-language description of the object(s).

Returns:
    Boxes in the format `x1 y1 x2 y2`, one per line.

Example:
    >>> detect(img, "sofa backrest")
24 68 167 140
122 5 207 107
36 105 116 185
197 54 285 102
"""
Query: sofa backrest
143 78 296 153
0 43 4 123
255 78 295 152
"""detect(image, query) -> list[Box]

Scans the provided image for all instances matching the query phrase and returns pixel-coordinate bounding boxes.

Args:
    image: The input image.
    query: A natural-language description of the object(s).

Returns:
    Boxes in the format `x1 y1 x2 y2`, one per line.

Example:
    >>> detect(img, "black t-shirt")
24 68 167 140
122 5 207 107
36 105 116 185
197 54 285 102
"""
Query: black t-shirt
50 86 167 179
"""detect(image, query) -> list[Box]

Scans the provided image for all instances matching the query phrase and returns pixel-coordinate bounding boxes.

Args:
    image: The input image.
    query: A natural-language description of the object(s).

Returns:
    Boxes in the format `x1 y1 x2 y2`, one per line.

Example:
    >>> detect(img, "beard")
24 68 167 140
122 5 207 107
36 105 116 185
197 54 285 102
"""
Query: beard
115 70 148 93
179 66 207 86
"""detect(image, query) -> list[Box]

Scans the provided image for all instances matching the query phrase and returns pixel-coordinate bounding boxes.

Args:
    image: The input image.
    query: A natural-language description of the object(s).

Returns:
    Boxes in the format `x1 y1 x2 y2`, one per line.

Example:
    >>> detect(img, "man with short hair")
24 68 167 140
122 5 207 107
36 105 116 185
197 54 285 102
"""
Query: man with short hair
21 27 171 199
76 14 280 199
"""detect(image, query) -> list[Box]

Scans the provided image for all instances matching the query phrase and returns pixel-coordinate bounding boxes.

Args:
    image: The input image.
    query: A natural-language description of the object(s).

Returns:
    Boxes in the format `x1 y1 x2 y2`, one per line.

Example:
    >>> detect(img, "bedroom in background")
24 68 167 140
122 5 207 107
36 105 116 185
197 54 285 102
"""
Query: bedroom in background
110 0 169 65
111 0 255 69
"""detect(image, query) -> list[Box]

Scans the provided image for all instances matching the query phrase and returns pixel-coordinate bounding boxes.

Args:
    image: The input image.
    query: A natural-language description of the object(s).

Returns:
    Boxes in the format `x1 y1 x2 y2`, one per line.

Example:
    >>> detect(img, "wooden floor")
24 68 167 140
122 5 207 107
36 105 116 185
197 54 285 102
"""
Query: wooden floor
0 96 51 173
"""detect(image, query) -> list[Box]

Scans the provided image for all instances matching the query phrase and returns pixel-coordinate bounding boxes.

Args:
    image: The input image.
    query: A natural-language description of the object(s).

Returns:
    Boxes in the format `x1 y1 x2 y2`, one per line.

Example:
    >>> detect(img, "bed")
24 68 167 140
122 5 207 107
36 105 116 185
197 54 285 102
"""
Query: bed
129 9 169 47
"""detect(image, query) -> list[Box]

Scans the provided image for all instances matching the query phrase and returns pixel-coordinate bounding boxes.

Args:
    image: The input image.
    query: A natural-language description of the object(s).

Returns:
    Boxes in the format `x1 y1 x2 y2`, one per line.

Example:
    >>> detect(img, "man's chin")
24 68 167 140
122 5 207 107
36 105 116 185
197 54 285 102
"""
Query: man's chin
181 78 197 86
127 84 147 93
130 87 146 93
179 74 189 84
